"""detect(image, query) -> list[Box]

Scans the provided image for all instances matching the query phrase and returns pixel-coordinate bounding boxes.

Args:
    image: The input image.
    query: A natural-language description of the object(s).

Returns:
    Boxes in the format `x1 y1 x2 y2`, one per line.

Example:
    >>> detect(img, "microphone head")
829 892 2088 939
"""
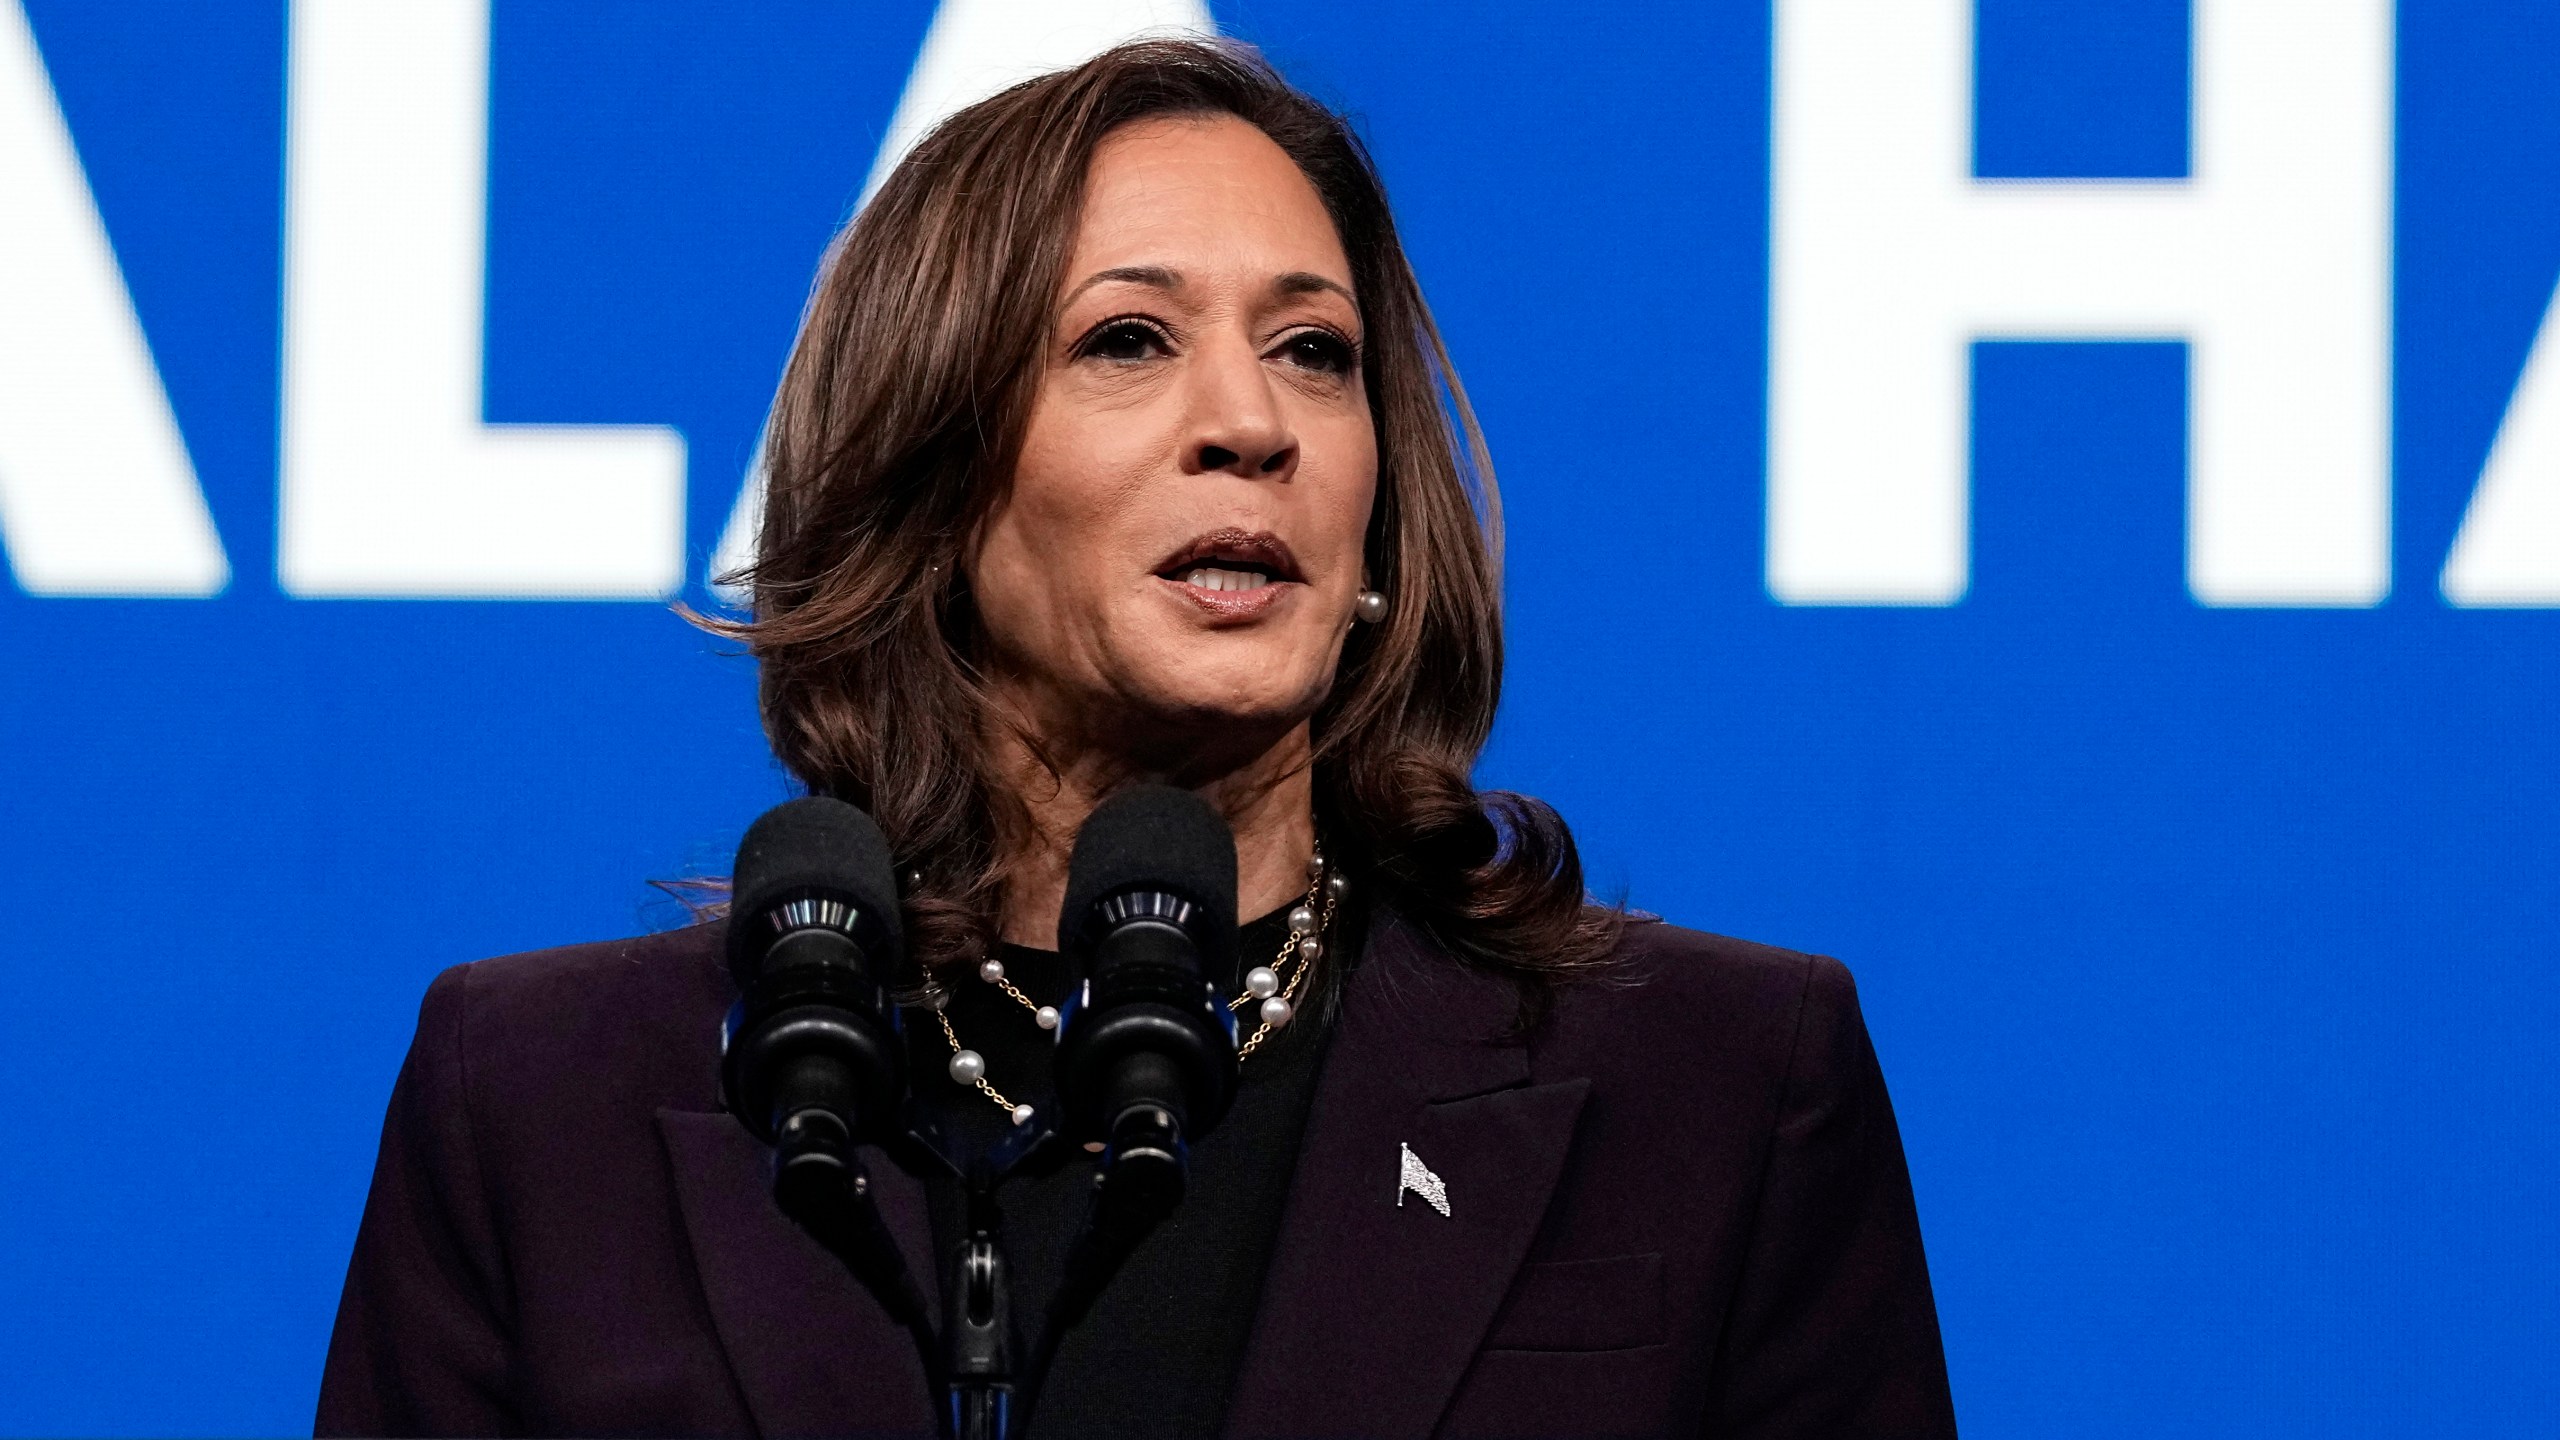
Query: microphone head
1058 784 1238 968
727 796 904 989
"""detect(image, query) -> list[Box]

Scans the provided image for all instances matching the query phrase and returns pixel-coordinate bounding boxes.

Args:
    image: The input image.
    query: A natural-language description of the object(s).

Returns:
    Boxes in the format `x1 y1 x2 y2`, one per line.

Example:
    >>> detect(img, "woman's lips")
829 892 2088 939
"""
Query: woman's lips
1152 527 1303 621
1157 568 1295 619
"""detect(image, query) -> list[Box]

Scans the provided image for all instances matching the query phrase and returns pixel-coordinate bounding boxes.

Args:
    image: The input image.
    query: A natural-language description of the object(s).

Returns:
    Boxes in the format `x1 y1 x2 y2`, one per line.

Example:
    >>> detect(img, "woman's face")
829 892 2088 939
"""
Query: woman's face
970 114 1377 768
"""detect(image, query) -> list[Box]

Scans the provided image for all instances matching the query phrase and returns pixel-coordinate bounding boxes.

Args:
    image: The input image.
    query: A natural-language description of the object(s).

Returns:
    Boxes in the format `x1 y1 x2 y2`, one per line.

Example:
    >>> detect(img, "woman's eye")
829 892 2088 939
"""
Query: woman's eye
1275 330 1356 375
1079 319 1168 362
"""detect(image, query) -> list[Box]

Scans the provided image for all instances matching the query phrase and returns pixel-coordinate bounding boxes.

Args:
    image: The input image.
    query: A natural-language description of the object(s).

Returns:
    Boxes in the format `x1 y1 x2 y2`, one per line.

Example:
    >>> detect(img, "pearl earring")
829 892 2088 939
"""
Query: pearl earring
1353 589 1389 624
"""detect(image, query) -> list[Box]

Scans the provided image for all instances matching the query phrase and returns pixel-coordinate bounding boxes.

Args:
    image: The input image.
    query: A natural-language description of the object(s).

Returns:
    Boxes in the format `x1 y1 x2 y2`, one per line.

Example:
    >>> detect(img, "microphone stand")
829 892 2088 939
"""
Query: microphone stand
780 1135 1021 1440
784 1116 1191 1440
940 1180 1019 1440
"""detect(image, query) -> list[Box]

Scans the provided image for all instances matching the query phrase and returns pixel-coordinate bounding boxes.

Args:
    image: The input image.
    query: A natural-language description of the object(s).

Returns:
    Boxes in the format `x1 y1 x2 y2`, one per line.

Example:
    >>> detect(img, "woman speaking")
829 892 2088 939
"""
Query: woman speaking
317 39 1955 1440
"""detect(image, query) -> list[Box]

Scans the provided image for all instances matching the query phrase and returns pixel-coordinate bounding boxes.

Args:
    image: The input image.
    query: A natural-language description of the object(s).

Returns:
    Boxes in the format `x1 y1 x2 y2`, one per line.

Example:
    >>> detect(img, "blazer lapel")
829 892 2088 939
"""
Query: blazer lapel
1227 914 1591 1439
657 1108 940 1438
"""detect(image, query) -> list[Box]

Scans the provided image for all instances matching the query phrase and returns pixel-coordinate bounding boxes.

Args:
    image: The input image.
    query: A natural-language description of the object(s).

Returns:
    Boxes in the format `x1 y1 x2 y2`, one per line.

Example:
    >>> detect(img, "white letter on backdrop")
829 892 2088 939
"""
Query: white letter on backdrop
1768 0 2393 606
0 1 227 597
708 0 1213 596
280 0 685 598
2442 279 2560 605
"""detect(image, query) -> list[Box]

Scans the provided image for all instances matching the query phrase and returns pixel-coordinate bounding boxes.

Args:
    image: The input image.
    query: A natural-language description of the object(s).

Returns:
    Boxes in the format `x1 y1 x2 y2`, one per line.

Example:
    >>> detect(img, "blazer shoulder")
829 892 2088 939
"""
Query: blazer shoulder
1608 916 1851 1013
450 919 731 1015
1531 917 1858 1091
425 920 734 1117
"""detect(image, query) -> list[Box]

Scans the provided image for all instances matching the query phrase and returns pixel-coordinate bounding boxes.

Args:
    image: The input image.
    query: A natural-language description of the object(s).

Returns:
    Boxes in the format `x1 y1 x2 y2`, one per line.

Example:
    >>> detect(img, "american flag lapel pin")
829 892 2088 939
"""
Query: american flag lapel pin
1397 1141 1451 1217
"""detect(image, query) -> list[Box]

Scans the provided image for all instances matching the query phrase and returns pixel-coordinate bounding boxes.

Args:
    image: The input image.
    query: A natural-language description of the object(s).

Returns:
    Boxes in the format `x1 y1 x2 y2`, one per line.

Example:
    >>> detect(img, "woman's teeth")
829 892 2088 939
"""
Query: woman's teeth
1182 567 1271 592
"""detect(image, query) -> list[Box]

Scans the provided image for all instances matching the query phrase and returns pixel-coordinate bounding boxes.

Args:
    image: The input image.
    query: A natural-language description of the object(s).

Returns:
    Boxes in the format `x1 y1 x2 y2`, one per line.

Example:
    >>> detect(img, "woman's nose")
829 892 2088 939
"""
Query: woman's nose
1183 344 1296 479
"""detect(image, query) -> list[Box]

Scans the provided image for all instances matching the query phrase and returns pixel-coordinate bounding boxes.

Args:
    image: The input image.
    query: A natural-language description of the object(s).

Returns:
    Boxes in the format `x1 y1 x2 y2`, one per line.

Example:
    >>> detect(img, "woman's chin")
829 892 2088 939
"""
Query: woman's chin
1095 669 1328 759
1164 685 1321 733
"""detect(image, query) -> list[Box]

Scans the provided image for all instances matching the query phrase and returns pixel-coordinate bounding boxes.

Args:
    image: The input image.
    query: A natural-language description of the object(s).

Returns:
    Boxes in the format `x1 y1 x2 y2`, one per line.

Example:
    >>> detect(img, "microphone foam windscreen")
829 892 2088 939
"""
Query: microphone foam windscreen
1057 784 1239 965
727 796 903 987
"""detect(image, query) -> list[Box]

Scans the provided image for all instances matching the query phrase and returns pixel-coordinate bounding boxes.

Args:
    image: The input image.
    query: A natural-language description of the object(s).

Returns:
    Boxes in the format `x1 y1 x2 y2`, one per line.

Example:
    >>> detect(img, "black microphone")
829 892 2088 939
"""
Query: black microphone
721 797 909 1173
1052 784 1242 1191
718 799 932 1358
1019 785 1246 1423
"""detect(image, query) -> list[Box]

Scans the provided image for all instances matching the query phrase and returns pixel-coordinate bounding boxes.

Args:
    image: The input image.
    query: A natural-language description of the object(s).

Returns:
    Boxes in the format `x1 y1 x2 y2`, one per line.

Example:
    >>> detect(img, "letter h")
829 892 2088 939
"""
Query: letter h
1768 0 2393 606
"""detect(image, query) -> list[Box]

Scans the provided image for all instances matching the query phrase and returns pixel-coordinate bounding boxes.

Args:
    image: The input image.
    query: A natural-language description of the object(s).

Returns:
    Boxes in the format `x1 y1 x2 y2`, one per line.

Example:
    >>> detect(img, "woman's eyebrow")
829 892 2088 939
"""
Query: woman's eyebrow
1273 270 1356 306
1063 264 1183 305
1060 267 1355 308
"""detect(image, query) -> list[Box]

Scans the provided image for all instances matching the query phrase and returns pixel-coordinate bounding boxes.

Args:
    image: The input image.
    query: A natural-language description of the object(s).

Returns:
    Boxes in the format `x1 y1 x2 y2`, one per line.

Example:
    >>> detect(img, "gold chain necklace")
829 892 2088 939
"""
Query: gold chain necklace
927 853 1344 1125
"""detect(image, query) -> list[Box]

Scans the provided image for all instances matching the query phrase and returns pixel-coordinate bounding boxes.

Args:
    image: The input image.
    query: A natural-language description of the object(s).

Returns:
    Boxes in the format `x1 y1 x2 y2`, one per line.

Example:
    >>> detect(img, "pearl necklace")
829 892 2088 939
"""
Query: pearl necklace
928 852 1345 1125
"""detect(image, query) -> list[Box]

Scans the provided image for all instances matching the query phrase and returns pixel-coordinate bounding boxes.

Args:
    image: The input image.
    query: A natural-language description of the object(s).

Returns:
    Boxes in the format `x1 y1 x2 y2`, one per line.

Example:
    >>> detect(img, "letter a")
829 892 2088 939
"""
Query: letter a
709 0 1212 596
2442 278 2560 605
0 0 227 597
1769 0 2393 606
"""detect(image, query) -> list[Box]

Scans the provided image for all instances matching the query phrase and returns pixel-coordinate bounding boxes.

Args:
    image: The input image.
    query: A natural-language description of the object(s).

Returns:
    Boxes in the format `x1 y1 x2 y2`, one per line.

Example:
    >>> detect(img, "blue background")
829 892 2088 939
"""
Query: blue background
3 2 2555 1434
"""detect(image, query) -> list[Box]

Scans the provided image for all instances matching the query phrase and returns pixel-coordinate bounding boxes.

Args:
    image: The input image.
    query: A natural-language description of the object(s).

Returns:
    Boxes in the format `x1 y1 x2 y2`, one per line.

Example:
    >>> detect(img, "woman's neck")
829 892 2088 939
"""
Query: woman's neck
983 714 1319 951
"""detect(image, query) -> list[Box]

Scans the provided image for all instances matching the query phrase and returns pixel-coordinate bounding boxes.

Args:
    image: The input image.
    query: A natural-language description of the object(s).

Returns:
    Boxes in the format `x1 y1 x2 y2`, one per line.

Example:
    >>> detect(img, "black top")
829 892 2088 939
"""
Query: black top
906 903 1348 1438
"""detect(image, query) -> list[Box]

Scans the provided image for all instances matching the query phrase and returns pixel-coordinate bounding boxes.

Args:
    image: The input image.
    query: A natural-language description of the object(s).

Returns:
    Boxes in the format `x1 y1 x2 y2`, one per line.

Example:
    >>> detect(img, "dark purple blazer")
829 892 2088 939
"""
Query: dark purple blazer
317 912 1956 1438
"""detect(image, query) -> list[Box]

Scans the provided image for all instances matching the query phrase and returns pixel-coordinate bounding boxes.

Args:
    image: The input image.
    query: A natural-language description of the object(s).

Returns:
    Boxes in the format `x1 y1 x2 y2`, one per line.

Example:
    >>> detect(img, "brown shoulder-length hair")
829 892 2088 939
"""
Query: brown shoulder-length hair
715 37 1617 1002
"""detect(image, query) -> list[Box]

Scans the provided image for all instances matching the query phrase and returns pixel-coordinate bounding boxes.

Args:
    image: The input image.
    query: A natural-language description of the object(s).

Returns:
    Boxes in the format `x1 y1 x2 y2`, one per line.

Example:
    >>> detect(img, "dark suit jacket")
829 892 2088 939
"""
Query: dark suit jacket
317 911 1956 1438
